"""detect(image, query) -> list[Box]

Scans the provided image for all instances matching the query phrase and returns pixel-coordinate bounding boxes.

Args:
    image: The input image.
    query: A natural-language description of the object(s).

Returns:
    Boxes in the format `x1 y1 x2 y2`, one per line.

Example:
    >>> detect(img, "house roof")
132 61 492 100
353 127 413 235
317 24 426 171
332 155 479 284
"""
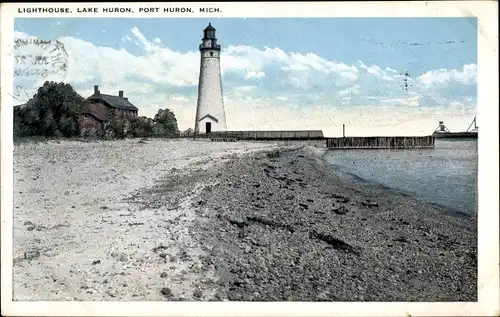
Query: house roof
87 93 138 111
199 114 219 123
80 110 107 122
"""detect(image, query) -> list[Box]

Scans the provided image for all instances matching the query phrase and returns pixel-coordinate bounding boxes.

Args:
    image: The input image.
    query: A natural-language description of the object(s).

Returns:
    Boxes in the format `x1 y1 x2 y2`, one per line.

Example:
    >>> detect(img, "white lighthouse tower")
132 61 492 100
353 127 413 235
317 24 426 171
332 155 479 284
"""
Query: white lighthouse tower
194 23 227 135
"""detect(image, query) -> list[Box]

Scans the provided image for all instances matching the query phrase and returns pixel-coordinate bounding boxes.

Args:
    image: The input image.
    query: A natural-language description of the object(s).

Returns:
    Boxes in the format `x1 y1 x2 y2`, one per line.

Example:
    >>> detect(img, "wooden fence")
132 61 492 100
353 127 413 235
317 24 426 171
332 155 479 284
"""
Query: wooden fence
325 136 435 149
200 130 325 141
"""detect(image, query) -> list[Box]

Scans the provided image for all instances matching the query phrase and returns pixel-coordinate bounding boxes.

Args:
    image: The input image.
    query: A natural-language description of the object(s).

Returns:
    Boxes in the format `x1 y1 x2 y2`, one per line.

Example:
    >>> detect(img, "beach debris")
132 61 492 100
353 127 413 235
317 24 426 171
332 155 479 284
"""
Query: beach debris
361 200 379 208
160 272 168 278
299 203 309 210
51 222 70 229
161 287 173 296
100 206 109 210
244 246 252 254
24 250 41 260
333 206 348 215
266 150 282 158
152 245 168 253
92 260 101 265
394 236 408 243
325 193 350 203
227 216 248 228
193 289 203 298
246 216 295 233
128 222 144 226
309 230 359 255
25 223 36 231
106 290 117 297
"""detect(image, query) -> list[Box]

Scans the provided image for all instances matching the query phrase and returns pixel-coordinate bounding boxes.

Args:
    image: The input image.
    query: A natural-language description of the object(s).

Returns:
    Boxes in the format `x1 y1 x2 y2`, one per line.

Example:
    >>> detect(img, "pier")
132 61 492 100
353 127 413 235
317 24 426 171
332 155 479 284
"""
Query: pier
194 130 435 149
325 136 435 149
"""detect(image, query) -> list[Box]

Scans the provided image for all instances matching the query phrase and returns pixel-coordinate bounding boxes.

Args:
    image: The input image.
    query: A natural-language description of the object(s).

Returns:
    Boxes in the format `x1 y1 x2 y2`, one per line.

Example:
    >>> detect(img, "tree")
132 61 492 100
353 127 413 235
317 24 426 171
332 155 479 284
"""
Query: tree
153 108 180 137
14 81 87 137
130 116 155 138
180 128 194 137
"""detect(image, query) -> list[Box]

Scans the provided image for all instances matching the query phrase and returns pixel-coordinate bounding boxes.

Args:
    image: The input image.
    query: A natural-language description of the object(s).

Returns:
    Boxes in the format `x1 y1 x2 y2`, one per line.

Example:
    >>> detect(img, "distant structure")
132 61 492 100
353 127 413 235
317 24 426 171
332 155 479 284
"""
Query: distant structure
194 23 227 135
432 116 478 139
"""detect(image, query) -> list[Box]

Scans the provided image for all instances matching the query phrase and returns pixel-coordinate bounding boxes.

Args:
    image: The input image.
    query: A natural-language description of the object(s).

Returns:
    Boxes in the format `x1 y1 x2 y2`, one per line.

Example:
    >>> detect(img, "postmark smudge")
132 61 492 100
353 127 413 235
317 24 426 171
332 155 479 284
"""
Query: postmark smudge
12 37 69 103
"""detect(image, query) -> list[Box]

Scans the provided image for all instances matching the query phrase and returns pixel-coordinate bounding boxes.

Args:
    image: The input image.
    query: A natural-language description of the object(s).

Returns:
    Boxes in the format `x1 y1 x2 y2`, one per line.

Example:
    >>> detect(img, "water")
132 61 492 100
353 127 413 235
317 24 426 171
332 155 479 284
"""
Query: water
322 140 478 215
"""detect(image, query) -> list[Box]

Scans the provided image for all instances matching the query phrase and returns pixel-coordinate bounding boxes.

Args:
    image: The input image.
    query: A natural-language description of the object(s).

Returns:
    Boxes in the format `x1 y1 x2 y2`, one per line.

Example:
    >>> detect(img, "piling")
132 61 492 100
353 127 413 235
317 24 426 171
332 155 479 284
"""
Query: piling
325 136 435 149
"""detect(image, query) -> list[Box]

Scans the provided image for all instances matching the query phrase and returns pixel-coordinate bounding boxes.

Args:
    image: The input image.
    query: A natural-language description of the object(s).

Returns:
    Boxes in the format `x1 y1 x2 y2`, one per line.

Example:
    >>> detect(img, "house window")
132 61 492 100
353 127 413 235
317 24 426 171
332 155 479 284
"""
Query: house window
84 114 88 119
210 52 213 57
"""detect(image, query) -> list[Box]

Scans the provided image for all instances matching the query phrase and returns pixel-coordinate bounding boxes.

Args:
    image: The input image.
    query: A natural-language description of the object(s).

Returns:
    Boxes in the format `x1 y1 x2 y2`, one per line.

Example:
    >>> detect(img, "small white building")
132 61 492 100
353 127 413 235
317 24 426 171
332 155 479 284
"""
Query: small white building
194 23 227 134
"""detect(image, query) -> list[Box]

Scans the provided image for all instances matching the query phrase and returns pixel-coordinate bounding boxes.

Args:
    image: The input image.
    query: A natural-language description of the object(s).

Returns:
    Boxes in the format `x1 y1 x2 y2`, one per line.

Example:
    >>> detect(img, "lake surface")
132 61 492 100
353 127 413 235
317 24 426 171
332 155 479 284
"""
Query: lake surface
322 139 478 215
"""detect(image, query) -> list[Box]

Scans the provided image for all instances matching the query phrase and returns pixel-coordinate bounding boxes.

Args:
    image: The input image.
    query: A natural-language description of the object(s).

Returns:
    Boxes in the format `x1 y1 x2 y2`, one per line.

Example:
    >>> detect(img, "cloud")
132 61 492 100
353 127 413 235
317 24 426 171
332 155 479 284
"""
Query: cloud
417 64 477 87
11 27 477 135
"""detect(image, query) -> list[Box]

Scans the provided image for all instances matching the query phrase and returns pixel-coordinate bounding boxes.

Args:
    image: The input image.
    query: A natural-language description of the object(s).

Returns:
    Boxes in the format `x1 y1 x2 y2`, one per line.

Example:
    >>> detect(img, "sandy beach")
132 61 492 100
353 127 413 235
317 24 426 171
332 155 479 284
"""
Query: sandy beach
12 138 477 301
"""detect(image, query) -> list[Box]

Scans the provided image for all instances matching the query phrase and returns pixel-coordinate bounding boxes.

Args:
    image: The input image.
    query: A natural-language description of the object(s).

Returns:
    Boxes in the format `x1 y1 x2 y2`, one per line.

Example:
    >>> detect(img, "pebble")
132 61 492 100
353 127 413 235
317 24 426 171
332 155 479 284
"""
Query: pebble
106 290 117 297
193 289 203 298
161 287 172 296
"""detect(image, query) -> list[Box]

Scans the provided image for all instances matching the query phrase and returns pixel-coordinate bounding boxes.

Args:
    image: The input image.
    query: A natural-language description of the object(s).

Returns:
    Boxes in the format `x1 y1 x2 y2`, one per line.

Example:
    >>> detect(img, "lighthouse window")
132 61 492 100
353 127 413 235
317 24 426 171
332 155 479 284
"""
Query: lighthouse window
210 52 214 56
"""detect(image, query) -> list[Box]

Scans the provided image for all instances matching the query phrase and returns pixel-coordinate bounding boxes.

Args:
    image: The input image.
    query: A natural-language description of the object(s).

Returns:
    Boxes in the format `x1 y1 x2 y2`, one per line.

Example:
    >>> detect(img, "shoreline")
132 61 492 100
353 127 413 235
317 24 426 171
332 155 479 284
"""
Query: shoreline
12 140 477 301
319 145 477 218
322 156 473 219
189 145 477 301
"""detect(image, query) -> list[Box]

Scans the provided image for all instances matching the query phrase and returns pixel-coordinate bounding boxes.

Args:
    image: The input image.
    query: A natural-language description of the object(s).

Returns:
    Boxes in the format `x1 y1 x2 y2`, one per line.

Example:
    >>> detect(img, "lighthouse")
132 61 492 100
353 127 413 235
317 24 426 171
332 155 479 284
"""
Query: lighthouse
194 23 227 135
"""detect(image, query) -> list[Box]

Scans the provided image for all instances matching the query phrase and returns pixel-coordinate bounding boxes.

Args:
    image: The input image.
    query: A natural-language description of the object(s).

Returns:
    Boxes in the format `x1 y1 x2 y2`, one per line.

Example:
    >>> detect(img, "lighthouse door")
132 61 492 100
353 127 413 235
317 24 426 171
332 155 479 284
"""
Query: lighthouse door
205 122 212 133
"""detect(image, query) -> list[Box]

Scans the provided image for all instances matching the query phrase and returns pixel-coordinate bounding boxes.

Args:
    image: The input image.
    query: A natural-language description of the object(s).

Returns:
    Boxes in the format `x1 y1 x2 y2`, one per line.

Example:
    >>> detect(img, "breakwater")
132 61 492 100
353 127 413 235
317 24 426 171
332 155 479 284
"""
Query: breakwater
204 130 325 141
326 136 435 149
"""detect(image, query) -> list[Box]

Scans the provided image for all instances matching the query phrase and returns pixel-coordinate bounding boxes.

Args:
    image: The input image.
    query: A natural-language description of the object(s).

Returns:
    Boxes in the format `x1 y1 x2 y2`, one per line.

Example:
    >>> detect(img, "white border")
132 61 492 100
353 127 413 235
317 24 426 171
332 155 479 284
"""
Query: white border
1 2 499 316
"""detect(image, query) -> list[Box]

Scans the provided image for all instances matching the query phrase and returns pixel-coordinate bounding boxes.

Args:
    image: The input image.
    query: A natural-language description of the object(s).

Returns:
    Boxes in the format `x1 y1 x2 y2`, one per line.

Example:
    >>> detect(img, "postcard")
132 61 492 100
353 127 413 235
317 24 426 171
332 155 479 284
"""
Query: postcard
1 2 498 317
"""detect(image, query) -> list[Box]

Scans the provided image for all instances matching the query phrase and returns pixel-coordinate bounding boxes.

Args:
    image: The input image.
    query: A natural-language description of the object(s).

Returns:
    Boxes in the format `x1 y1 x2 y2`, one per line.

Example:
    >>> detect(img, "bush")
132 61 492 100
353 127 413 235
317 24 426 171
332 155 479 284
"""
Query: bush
104 118 131 139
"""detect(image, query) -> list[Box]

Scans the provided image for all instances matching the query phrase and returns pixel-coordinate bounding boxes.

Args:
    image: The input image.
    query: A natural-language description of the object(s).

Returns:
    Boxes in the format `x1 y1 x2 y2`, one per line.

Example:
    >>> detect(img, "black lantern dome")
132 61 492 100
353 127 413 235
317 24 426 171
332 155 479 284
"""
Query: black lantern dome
203 23 216 40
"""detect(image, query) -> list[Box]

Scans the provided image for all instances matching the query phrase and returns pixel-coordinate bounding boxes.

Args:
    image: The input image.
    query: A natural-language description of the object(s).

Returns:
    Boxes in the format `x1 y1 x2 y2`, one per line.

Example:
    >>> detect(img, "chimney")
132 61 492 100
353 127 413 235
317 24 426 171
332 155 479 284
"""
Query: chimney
119 90 124 98
94 85 99 95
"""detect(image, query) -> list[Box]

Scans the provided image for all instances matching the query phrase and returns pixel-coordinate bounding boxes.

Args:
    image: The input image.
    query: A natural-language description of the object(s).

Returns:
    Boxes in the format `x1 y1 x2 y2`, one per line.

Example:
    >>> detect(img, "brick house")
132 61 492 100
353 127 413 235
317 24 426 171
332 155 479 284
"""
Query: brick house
87 85 139 119
79 85 139 134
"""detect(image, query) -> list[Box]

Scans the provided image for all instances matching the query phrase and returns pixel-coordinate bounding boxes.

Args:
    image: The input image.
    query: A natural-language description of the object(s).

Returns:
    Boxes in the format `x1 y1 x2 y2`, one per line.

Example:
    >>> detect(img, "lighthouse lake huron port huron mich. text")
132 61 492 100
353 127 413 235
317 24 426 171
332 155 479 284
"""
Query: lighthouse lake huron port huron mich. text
1 2 499 317
17 7 217 14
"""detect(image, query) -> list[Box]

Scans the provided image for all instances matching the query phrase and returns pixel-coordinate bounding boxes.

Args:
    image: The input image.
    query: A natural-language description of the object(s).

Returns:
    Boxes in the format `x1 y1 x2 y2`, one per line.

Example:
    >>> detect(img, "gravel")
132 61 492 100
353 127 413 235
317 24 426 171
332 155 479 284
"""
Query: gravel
190 146 477 301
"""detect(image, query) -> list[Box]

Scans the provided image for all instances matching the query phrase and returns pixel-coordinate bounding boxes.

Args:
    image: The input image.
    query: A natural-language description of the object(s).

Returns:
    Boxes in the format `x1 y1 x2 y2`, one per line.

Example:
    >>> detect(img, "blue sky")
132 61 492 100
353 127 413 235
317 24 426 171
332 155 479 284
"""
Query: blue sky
13 18 478 136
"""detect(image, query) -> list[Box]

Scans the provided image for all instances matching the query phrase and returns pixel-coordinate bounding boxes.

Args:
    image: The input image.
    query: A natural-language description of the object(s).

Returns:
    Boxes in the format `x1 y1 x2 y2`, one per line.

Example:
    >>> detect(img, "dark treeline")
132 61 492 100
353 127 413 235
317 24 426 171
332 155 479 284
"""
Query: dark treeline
14 81 181 141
